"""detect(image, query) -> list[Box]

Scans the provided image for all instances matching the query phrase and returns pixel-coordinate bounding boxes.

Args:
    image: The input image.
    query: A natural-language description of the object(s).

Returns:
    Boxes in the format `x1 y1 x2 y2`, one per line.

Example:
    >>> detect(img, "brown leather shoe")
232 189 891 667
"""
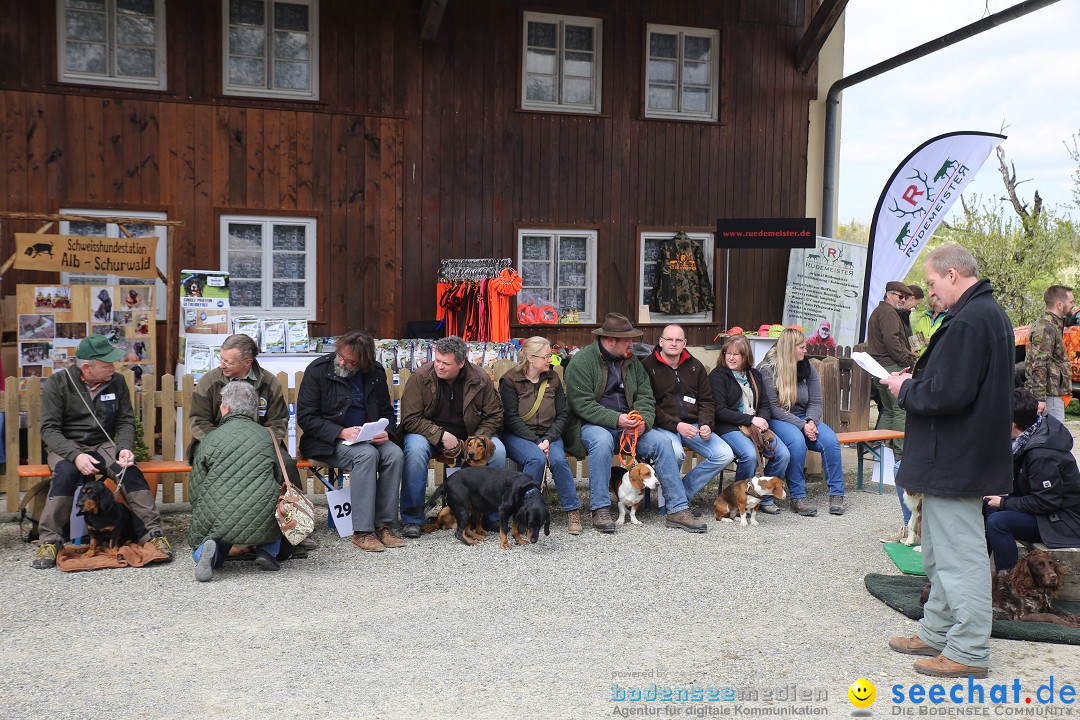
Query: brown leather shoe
352 531 386 552
567 510 583 535
879 524 908 543
665 509 707 533
790 497 818 516
374 526 405 549
591 507 616 533
888 635 939 656
829 495 845 515
914 654 988 679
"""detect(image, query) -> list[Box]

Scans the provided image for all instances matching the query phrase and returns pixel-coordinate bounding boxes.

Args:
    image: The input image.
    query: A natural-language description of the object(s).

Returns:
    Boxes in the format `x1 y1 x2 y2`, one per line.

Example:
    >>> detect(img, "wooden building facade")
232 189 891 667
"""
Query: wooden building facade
0 0 835 352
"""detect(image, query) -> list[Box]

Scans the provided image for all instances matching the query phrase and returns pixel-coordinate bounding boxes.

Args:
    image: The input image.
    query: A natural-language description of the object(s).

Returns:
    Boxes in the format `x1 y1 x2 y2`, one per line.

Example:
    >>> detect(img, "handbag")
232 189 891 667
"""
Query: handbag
269 428 315 545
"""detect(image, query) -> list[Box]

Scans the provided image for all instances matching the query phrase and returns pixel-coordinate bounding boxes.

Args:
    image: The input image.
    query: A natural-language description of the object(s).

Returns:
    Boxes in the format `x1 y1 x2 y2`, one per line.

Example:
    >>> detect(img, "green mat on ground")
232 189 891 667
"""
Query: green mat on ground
883 541 926 575
864 573 1080 645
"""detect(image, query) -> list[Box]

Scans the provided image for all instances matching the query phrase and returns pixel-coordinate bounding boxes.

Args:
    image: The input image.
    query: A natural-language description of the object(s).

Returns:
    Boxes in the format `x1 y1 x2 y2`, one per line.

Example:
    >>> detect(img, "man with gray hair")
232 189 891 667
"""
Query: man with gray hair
882 244 1013 679
189 381 289 581
189 333 298 485
31 335 172 569
397 335 505 537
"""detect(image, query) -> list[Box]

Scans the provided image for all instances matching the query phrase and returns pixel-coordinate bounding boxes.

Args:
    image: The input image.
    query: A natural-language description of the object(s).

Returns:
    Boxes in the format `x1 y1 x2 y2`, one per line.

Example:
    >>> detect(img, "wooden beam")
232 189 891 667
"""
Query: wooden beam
795 0 848 74
419 0 449 41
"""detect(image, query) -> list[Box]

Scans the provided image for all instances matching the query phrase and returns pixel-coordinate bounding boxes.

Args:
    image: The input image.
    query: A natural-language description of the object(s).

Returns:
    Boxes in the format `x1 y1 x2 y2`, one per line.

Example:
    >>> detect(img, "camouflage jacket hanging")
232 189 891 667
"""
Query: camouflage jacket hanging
649 232 714 315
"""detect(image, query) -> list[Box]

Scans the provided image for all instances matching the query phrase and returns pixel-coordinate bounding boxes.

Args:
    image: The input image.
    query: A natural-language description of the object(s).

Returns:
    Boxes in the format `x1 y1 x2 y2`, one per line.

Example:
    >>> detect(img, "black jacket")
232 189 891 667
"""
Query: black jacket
1007 415 1080 548
296 354 398 460
897 279 1014 496
709 366 772 436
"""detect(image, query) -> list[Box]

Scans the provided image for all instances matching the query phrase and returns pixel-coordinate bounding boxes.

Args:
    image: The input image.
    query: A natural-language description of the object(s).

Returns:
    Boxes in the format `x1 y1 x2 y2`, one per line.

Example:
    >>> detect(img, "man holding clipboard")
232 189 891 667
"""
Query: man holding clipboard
297 331 404 553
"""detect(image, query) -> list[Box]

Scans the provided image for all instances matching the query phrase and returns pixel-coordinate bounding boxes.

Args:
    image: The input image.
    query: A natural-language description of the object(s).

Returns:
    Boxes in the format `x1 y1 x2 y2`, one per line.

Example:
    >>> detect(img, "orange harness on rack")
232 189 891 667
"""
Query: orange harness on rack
619 409 644 468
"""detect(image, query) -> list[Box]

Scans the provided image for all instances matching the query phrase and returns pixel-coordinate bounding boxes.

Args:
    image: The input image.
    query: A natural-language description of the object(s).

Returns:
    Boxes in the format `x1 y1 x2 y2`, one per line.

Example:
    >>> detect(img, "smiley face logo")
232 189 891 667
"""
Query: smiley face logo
848 678 876 708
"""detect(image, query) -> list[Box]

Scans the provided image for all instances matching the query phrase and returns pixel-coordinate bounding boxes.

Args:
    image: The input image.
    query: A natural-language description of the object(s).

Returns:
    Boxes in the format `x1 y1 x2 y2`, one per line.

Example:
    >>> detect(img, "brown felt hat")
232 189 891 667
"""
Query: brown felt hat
591 312 643 338
885 281 913 297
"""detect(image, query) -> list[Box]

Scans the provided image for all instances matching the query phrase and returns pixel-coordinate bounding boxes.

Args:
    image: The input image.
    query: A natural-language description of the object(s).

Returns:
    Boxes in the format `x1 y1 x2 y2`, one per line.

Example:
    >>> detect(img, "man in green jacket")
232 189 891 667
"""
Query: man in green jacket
1025 284 1075 423
190 382 287 581
32 335 172 569
565 313 705 534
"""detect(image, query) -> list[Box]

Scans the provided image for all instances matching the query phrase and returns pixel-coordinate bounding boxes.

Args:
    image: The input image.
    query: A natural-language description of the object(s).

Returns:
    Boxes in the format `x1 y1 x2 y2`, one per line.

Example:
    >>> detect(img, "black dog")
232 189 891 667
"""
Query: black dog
512 486 550 545
77 480 139 558
93 289 113 320
427 466 542 549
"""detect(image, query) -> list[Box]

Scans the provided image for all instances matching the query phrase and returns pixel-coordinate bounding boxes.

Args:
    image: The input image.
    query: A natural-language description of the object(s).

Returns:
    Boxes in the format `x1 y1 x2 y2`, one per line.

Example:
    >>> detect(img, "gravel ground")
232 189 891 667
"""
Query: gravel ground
1 433 1079 719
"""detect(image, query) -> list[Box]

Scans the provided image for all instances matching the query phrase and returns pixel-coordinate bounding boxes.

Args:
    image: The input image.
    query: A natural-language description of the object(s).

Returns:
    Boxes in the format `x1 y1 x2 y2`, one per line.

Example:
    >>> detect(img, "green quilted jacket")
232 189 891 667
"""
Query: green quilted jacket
188 412 284 548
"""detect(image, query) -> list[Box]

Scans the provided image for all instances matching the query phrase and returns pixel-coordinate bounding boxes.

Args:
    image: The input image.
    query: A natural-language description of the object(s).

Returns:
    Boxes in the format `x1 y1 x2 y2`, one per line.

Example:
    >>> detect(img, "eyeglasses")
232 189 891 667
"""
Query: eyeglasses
337 353 361 369
660 337 686 343
724 352 743 358
529 354 549 360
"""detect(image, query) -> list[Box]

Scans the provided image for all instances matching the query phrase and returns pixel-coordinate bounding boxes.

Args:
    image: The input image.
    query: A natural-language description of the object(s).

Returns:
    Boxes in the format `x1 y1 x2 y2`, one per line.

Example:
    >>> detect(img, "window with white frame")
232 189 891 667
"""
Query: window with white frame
57 0 167 89
521 12 602 114
645 24 719 121
518 230 597 323
60 209 169 320
223 0 318 99
220 216 316 318
639 231 715 323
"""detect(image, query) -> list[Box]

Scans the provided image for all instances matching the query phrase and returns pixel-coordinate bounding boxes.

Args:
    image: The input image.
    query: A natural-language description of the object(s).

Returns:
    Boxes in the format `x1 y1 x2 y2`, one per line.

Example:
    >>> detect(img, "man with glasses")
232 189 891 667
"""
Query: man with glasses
297 331 404 552
867 281 917 456
189 333 298 486
642 324 734 508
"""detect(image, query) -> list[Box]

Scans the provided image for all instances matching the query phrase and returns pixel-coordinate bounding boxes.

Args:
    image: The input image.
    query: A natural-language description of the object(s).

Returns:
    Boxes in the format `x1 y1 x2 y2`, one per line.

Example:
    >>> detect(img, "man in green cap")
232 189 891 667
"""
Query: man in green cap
31 335 172 569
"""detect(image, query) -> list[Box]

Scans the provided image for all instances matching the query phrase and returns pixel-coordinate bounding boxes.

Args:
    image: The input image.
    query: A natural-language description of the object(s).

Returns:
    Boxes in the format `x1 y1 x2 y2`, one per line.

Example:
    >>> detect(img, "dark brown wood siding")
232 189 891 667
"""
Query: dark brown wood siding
0 0 818 348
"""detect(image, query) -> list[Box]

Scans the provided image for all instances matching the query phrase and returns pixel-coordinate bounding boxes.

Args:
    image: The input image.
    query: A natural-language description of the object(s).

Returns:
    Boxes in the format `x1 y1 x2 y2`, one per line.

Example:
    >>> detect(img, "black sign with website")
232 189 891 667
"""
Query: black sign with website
715 218 817 248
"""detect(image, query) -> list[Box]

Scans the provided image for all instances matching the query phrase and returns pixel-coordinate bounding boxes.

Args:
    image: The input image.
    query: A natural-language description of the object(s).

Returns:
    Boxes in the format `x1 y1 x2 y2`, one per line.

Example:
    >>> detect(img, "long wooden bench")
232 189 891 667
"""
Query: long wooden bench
835 430 904 493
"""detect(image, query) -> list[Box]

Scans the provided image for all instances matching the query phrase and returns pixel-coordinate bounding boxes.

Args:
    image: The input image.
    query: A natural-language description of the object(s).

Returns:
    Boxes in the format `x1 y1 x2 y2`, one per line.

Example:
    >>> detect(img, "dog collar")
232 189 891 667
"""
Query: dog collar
523 487 539 498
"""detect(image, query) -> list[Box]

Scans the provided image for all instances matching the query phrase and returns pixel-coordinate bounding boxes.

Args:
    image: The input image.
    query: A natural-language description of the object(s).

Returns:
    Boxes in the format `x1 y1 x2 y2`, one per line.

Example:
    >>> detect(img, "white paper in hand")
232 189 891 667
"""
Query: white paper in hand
342 418 390 445
851 351 890 380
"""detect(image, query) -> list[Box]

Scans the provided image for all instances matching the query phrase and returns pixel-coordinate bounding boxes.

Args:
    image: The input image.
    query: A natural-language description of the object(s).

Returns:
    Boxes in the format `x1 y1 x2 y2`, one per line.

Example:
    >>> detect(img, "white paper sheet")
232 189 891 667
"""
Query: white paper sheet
852 351 890 380
342 417 390 445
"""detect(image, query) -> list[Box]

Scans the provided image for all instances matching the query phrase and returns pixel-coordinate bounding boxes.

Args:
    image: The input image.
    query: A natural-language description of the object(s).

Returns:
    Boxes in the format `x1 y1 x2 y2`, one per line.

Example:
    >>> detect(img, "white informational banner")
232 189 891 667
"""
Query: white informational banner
862 131 1006 336
783 237 867 348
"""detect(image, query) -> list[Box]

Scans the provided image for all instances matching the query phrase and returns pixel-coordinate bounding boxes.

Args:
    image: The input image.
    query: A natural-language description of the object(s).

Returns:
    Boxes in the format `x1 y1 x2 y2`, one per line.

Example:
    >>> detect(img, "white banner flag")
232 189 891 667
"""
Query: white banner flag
861 131 1006 337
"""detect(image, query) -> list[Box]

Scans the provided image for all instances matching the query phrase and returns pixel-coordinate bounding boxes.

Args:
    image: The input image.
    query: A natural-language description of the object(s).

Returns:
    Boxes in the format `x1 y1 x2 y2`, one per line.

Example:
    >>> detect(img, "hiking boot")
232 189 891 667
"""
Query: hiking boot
255 548 281 571
31 541 61 570
194 539 217 582
758 502 781 515
352 532 386 552
591 507 616 534
665 509 707 533
790 497 818 516
567 510 582 535
914 655 988 679
374 526 405 549
829 496 845 515
689 506 703 518
149 532 174 560
401 524 422 539
880 524 908 543
888 635 939 657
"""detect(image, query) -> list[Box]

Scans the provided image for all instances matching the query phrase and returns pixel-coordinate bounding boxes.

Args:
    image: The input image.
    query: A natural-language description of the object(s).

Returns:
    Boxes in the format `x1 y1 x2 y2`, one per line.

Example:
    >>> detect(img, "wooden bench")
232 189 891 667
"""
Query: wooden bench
835 430 905 493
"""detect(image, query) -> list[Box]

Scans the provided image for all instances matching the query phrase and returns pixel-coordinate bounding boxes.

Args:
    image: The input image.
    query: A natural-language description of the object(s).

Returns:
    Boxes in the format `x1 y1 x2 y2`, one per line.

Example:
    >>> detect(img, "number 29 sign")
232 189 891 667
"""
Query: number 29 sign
324 487 354 537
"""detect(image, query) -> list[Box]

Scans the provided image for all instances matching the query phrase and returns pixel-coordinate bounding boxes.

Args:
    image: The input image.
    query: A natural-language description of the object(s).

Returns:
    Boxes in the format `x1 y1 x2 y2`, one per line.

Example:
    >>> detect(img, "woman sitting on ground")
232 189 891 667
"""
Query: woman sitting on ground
757 328 846 517
499 336 583 535
984 388 1080 571
709 333 790 513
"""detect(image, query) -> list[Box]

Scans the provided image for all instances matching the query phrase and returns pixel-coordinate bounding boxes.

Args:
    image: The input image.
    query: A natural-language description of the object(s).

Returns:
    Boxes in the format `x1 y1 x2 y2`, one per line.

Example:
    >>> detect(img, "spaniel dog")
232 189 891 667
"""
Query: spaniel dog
992 551 1080 628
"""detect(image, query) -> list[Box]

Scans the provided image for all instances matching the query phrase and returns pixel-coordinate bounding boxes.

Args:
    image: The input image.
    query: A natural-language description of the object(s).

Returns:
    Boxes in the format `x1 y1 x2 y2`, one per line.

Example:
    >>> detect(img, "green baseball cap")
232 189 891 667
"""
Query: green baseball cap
76 335 126 362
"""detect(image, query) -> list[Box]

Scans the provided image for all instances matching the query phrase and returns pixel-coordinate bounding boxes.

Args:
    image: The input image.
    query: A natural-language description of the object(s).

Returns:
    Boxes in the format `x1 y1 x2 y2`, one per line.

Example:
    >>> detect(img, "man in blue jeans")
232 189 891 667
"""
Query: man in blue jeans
564 313 705 534
642 324 734 507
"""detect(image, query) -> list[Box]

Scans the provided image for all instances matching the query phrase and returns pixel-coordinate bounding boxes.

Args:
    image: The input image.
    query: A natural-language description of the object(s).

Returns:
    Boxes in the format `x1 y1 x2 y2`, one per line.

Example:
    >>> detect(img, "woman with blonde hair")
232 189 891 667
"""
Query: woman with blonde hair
758 328 845 516
499 336 582 535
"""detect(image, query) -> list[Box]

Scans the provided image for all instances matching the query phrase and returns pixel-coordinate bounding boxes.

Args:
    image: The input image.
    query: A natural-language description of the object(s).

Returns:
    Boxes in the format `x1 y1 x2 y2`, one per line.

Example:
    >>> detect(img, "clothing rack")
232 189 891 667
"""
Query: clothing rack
438 257 513 281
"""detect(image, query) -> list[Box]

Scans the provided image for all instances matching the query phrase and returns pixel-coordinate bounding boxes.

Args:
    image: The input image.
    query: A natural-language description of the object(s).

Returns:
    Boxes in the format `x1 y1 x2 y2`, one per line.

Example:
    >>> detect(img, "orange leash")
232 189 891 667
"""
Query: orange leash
619 410 644 468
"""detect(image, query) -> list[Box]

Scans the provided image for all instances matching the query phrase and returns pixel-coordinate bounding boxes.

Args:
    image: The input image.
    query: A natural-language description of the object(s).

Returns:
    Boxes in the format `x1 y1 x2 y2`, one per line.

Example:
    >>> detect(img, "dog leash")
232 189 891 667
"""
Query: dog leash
619 409 644 468
64 368 129 496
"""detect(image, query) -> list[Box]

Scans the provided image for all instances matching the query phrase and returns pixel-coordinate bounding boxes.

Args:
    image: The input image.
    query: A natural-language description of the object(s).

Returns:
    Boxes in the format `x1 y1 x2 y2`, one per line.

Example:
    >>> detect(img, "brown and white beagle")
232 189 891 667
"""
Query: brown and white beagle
713 476 787 527
609 463 659 526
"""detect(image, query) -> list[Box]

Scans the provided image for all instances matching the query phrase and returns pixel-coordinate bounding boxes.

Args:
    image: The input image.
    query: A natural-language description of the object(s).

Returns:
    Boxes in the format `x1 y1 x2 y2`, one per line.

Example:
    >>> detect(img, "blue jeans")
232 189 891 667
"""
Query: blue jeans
579 424 687 513
719 429 791 481
897 482 912 525
502 433 580 511
984 508 1042 571
192 538 283 569
767 418 844 499
655 427 734 500
400 433 506 526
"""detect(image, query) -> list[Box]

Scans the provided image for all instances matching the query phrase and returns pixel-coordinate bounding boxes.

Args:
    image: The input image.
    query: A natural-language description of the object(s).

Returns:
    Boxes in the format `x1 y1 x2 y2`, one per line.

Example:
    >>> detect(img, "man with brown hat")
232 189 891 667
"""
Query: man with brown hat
867 281 917 456
31 335 173 569
564 313 706 534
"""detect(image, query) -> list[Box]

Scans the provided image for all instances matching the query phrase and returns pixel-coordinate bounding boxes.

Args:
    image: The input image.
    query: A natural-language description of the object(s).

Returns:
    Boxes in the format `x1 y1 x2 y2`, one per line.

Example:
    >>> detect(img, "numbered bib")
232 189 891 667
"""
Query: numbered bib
325 487 354 538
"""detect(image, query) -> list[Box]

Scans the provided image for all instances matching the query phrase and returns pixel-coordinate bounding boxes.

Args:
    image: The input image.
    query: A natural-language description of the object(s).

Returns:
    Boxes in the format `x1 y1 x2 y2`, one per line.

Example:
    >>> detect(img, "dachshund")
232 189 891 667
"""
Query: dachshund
77 479 139 558
511 486 550 545
992 551 1080 627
